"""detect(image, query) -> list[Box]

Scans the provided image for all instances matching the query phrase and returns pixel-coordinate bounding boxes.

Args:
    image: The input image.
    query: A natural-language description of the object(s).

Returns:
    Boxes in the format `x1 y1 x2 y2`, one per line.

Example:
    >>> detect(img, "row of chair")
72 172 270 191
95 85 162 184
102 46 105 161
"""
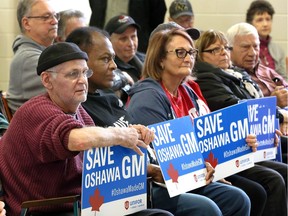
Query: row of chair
0 91 12 123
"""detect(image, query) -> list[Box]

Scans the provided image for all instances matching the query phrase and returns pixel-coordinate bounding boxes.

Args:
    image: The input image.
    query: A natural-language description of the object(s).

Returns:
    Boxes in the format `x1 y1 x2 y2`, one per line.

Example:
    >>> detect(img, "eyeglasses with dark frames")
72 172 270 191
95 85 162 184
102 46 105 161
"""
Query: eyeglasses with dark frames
27 13 60 22
166 48 198 59
202 46 232 55
47 69 93 80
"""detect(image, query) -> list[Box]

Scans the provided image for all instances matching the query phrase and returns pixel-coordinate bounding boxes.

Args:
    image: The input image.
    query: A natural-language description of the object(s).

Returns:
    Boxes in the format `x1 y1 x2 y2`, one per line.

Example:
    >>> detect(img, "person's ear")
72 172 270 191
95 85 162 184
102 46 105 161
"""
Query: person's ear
41 72 53 90
22 17 32 31
160 61 165 70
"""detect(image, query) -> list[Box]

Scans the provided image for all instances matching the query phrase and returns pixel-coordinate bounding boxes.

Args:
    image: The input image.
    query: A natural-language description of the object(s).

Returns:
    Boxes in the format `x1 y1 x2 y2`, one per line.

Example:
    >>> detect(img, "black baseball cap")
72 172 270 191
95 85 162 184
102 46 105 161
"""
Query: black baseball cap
105 15 140 35
169 0 194 19
150 22 200 40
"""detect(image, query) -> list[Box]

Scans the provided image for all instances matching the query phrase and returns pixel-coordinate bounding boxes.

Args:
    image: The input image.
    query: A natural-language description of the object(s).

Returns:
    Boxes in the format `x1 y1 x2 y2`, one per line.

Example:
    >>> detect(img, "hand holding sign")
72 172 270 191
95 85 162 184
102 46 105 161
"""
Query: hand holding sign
245 134 258 152
204 162 215 184
113 127 148 156
129 124 155 144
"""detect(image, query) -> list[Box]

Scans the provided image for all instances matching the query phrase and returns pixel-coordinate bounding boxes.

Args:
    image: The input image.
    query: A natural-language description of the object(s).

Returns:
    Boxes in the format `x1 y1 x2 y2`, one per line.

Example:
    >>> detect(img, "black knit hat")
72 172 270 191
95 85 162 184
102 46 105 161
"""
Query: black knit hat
105 15 140 35
37 42 88 75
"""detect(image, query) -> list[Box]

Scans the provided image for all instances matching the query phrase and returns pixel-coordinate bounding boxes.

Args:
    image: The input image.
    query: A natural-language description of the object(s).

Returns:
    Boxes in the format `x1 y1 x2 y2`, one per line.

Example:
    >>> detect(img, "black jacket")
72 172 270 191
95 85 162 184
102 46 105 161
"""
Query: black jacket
193 61 261 111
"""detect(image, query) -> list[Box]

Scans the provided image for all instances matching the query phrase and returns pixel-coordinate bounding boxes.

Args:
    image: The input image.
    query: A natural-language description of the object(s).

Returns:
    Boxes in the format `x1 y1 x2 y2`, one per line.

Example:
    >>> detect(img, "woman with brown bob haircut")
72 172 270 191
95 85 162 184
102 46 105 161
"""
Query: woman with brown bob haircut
127 28 254 216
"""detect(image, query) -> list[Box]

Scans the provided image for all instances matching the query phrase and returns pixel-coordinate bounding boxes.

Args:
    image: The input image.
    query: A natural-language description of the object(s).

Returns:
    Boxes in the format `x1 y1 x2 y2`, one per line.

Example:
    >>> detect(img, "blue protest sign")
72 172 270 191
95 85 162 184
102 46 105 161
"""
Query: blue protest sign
274 119 283 163
193 102 254 181
81 146 147 215
149 116 207 197
246 97 277 162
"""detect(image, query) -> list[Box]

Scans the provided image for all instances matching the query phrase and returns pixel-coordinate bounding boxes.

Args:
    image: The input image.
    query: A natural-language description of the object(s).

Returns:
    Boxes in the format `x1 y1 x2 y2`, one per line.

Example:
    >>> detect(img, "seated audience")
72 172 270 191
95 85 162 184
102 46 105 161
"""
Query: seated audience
193 29 287 216
7 0 59 114
127 28 255 216
66 25 250 216
0 42 155 215
66 27 173 216
168 0 195 29
246 0 287 79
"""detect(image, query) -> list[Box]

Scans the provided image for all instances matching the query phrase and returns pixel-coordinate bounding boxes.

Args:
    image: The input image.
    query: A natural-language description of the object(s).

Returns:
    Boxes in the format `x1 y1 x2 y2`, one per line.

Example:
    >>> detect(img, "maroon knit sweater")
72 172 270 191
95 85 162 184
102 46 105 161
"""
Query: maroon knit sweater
0 93 94 215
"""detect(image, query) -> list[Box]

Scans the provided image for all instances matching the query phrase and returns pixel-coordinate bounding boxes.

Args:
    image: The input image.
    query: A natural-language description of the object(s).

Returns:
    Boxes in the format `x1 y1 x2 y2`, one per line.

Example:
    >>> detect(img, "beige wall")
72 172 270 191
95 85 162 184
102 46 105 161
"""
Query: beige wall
0 0 19 91
0 0 287 91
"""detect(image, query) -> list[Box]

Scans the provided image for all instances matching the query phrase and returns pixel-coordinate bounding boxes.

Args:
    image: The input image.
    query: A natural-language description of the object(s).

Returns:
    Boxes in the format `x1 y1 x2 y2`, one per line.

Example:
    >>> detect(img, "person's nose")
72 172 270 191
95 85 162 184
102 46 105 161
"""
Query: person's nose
51 16 59 24
109 59 117 70
248 46 258 56
127 38 134 47
262 20 269 26
221 48 230 55
184 52 194 63
77 73 88 84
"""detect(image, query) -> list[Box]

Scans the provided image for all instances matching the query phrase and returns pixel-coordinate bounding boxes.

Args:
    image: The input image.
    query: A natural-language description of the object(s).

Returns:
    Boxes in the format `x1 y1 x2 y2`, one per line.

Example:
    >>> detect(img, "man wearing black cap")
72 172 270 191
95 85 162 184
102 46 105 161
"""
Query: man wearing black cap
105 15 145 83
168 0 195 29
0 42 155 215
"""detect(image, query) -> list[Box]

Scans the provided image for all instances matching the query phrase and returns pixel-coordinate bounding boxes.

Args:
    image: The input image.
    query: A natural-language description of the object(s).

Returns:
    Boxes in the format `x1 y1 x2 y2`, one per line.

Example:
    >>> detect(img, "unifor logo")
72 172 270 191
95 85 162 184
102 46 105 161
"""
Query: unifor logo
124 200 130 210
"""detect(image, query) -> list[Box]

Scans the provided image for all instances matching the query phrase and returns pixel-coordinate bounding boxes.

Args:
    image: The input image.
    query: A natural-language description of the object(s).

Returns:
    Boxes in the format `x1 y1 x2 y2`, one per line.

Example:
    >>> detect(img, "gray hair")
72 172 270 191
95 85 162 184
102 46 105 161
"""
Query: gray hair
57 9 85 40
17 0 42 33
226 22 259 46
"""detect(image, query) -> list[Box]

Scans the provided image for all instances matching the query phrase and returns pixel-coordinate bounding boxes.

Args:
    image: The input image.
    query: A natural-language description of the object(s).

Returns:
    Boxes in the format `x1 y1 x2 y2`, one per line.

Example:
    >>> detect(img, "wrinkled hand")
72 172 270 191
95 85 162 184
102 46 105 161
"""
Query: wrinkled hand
147 164 165 183
279 109 288 135
0 201 6 216
117 127 148 156
280 123 288 136
218 178 232 185
246 134 258 152
205 162 215 184
130 124 155 144
274 129 282 147
271 86 288 108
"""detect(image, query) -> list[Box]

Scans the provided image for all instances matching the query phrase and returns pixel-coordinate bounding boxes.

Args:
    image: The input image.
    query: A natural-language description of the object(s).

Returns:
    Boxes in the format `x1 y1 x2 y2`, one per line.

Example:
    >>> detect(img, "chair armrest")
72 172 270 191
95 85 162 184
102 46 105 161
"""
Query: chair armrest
20 195 81 216
21 195 80 208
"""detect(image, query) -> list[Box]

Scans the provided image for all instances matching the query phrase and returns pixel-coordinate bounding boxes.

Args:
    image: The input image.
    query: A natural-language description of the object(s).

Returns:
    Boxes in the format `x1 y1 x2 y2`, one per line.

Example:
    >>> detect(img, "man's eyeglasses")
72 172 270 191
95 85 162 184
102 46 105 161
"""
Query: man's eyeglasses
47 69 93 80
27 13 60 22
202 46 232 55
166 48 198 59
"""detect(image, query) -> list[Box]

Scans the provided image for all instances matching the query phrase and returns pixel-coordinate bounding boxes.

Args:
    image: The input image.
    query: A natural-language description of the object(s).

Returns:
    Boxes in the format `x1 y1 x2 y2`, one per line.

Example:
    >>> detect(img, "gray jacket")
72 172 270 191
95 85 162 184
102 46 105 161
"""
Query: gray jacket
7 35 47 113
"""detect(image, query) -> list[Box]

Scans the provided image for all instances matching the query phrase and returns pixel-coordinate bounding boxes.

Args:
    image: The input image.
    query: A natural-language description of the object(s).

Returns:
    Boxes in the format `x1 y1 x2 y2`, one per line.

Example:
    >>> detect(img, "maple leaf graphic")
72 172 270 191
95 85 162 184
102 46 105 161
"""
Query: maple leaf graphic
167 163 179 183
205 151 218 168
89 188 104 212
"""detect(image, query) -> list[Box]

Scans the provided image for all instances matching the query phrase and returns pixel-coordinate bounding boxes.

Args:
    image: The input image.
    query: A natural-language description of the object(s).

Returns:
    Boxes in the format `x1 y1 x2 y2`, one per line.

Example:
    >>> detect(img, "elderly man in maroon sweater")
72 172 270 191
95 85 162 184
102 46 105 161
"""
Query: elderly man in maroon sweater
0 42 162 216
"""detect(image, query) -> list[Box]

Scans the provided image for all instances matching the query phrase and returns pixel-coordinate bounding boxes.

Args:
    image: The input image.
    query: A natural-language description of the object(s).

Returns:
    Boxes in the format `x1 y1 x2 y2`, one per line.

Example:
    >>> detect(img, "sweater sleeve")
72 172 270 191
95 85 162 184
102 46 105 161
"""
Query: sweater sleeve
19 95 90 162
